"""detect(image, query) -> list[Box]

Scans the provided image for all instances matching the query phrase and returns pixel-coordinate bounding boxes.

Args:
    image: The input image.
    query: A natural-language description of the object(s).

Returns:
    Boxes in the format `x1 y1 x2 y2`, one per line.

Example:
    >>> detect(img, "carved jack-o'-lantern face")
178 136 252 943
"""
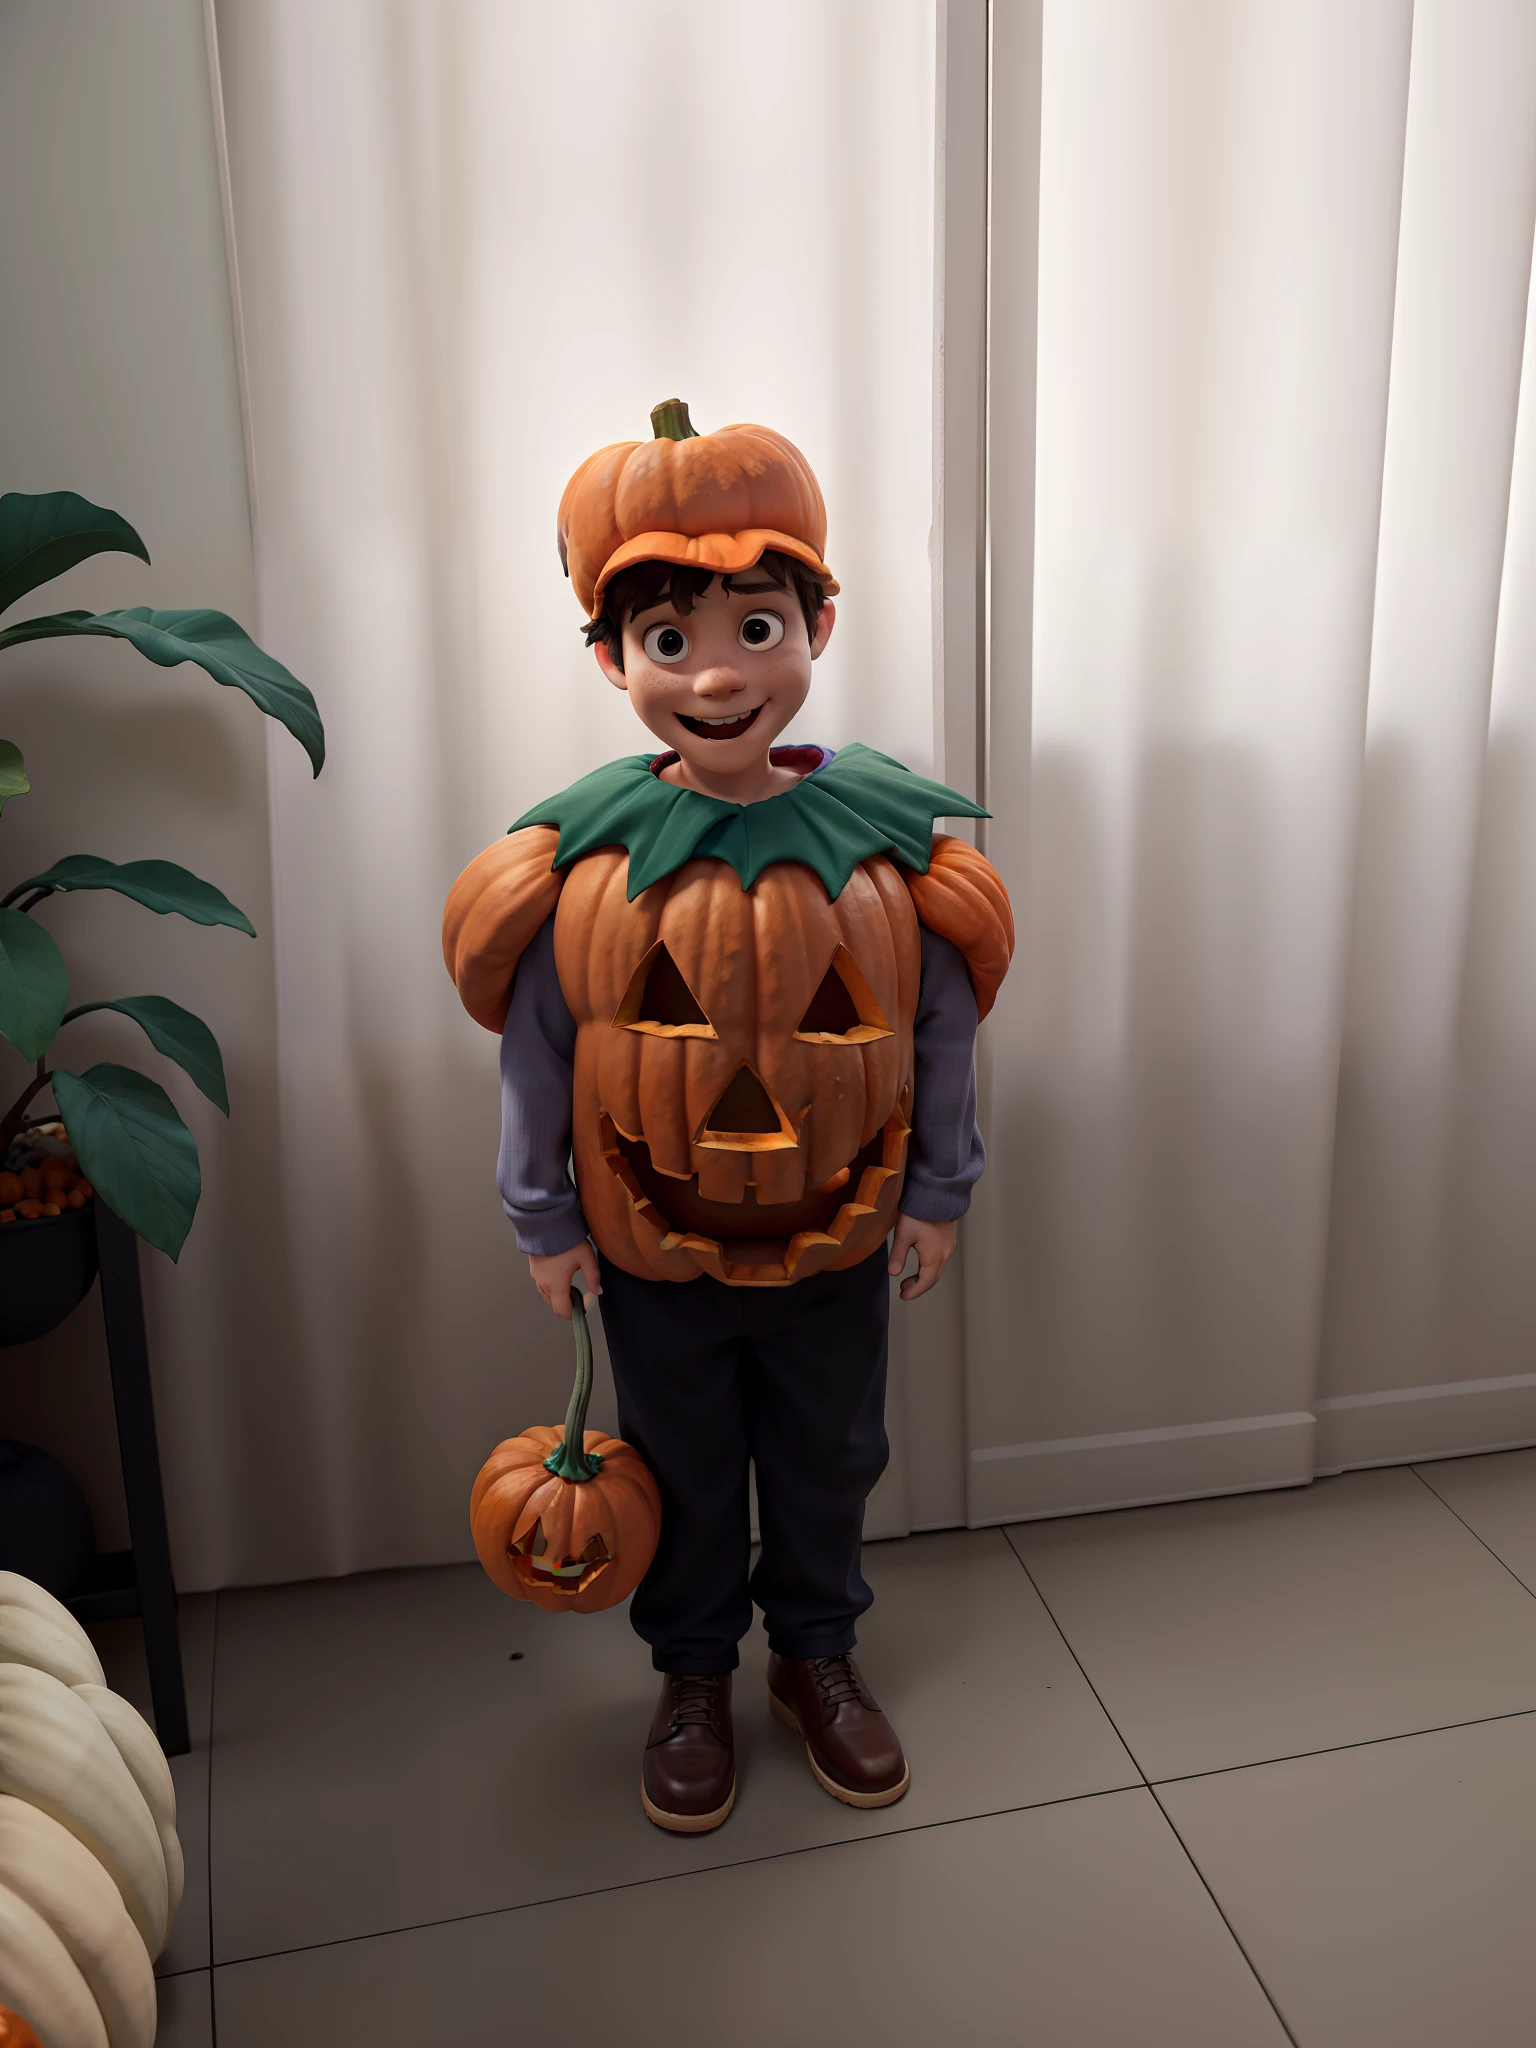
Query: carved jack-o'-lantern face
470 1422 661 1613
553 850 921 1285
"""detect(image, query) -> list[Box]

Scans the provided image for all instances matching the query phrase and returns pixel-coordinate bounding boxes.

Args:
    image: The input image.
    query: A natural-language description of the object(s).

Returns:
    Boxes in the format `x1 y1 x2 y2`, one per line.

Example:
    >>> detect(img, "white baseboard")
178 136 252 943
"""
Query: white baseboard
1315 1371 1536 1473
961 1375 1536 1525
966 1411 1317 1524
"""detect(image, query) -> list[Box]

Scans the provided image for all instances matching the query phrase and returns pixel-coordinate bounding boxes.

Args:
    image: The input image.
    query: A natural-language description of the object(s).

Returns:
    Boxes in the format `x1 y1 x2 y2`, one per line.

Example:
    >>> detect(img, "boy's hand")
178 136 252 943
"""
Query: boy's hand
888 1215 958 1302
529 1241 601 1319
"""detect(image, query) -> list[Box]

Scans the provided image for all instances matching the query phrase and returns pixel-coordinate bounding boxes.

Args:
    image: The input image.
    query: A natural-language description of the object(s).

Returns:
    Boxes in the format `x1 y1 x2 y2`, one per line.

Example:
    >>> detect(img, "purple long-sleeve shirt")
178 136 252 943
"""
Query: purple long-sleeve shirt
498 910 984 1257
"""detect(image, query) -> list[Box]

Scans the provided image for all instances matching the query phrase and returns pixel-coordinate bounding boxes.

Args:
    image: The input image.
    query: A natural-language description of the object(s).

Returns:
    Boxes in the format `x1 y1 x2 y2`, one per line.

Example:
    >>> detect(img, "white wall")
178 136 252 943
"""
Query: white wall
0 0 282 1585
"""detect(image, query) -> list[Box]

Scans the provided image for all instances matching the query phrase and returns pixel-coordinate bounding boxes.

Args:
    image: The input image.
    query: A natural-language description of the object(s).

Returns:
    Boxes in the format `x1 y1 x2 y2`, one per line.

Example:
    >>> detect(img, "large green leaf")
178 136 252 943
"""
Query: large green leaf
11 855 255 934
0 492 150 618
51 1063 200 1261
0 905 67 1061
0 606 323 775
63 995 229 1115
0 740 28 816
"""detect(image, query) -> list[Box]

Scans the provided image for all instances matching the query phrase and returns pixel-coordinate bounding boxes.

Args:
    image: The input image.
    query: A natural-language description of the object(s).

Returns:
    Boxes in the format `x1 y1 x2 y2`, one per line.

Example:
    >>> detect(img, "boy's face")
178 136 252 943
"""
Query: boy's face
595 569 835 774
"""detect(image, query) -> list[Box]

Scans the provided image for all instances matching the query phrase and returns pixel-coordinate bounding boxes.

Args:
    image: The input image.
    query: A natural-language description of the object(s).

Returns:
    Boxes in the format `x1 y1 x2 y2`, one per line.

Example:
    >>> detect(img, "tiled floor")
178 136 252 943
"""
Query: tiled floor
93 1446 1536 2047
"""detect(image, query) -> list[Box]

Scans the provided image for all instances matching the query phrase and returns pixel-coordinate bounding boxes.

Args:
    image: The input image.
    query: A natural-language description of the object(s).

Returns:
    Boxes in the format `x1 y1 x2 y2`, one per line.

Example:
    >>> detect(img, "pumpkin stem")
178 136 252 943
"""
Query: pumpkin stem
650 397 700 441
543 1286 604 1483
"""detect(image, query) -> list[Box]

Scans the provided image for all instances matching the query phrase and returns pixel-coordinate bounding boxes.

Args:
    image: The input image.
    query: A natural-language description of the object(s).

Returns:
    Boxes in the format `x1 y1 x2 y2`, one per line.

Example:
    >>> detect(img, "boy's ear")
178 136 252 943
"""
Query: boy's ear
594 639 629 691
809 598 836 660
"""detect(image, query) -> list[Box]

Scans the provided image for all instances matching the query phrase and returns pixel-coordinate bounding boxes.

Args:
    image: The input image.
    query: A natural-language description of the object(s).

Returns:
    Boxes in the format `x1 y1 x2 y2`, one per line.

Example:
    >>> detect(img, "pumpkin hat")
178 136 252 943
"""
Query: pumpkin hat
557 398 839 618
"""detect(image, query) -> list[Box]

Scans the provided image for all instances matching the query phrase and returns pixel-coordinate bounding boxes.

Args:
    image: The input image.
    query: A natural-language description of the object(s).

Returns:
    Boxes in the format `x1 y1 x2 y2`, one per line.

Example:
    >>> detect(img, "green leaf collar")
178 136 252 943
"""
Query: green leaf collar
511 742 988 900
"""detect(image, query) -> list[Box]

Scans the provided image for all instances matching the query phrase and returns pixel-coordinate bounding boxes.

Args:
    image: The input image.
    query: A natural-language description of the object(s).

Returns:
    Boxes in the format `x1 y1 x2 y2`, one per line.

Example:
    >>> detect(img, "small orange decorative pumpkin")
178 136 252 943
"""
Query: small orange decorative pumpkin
558 398 839 618
0 2011 41 2048
470 1290 661 1613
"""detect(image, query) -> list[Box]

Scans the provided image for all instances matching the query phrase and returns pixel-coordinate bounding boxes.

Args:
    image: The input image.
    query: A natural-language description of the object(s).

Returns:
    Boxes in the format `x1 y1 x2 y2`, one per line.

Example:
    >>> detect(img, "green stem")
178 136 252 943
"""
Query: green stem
650 397 700 441
543 1286 603 1482
0 883 55 911
0 1063 52 1153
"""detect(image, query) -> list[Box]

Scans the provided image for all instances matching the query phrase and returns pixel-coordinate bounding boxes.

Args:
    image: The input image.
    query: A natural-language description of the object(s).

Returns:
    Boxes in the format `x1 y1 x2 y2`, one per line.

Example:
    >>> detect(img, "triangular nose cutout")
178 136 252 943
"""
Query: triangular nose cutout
706 1067 781 1134
698 1065 799 1151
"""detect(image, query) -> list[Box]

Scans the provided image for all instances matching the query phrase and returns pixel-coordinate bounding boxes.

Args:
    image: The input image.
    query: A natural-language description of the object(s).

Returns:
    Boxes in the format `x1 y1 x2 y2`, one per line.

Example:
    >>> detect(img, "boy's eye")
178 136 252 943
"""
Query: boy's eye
738 611 785 651
643 624 690 663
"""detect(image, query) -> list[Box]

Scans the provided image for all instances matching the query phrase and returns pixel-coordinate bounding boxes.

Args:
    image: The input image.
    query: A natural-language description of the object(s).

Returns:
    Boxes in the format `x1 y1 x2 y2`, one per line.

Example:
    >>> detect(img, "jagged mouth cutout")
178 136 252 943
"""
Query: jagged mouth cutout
604 938 907 1276
600 1107 909 1280
510 1521 614 1598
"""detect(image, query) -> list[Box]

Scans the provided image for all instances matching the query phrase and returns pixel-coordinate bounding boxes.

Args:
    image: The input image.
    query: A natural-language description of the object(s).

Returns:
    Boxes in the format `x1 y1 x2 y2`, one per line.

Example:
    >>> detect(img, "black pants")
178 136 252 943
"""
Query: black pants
597 1247 891 1675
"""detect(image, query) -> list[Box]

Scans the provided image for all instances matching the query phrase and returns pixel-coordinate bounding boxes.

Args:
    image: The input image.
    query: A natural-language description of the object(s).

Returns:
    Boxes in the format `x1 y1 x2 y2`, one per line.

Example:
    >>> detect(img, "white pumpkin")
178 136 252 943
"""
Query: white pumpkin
0 1666 167 1956
0 1576 188 2047
71 1688 183 1931
0 1574 99 1638
0 1590 106 1691
0 1800 154 2048
0 1880 108 2048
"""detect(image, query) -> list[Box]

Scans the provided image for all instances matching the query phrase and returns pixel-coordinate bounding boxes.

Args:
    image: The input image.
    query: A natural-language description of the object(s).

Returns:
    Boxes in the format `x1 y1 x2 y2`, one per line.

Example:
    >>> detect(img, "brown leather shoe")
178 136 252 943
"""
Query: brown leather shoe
767 1652 910 1807
641 1672 736 1833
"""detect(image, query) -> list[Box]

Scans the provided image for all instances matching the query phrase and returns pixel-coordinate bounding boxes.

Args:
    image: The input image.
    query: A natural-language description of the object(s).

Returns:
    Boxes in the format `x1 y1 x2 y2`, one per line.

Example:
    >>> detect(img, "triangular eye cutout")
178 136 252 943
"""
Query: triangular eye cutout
794 945 893 1044
613 941 717 1038
638 947 709 1027
798 965 863 1037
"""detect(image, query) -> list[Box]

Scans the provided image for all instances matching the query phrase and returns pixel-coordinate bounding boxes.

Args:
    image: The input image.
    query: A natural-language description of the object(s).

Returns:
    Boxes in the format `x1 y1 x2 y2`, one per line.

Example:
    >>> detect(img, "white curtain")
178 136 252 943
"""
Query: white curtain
1318 0 1536 1465
200 0 1536 1582
211 0 948 1584
970 0 1536 1522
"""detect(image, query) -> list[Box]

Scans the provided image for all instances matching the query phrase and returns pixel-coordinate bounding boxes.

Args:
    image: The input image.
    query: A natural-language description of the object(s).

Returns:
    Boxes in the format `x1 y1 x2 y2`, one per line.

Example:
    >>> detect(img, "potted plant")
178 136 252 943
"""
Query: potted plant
0 489 323 1345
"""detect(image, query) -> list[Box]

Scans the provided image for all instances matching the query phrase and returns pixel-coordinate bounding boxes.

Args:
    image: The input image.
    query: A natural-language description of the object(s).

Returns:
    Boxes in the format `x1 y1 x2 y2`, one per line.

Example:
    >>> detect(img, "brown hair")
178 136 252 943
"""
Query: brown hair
583 549 827 670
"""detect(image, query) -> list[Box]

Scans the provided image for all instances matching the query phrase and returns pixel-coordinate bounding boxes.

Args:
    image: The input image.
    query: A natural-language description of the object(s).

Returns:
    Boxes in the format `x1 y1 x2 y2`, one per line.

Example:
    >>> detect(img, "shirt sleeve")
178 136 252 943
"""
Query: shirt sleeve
901 924 985 1224
497 912 591 1256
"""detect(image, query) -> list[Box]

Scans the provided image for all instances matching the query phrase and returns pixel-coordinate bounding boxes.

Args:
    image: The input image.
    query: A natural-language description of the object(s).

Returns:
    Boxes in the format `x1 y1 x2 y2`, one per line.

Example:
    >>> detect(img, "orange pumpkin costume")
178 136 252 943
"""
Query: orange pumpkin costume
448 405 1013 1777
444 753 1011 1286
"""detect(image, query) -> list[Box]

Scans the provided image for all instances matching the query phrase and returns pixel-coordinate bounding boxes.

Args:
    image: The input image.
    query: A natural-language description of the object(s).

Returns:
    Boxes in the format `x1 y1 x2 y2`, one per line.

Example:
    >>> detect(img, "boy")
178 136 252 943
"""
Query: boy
444 401 1011 1832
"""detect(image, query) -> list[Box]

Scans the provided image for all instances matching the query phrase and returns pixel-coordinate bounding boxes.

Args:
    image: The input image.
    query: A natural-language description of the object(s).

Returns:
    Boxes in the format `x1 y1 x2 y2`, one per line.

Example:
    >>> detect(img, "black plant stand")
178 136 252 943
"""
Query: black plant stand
61 1202 190 1757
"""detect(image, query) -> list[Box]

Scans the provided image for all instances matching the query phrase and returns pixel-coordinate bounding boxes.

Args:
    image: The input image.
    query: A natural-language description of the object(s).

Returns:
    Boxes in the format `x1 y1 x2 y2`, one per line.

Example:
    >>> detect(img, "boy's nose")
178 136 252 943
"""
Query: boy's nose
691 666 747 699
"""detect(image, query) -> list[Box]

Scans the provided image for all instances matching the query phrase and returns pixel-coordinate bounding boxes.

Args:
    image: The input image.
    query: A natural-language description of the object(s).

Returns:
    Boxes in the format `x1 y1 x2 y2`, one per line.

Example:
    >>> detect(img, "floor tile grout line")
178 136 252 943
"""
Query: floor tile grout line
1150 1704 1536 1789
198 1504 1536 1983
1407 1463 1536 1603
994 1524 1153 1787
207 1589 220 2048
204 1777 1148 1974
999 1503 1536 1792
1150 1784 1300 2048
996 1529 1305 2047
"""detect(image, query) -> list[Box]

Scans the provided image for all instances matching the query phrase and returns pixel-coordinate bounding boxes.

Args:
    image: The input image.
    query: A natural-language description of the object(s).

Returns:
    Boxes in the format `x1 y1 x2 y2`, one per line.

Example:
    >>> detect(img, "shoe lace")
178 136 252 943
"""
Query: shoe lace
811 1655 866 1710
669 1674 721 1730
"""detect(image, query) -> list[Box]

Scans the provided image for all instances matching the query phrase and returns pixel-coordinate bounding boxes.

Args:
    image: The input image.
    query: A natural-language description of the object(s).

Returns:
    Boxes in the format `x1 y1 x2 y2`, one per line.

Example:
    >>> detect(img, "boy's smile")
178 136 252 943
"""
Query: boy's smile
676 704 761 740
594 570 836 805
